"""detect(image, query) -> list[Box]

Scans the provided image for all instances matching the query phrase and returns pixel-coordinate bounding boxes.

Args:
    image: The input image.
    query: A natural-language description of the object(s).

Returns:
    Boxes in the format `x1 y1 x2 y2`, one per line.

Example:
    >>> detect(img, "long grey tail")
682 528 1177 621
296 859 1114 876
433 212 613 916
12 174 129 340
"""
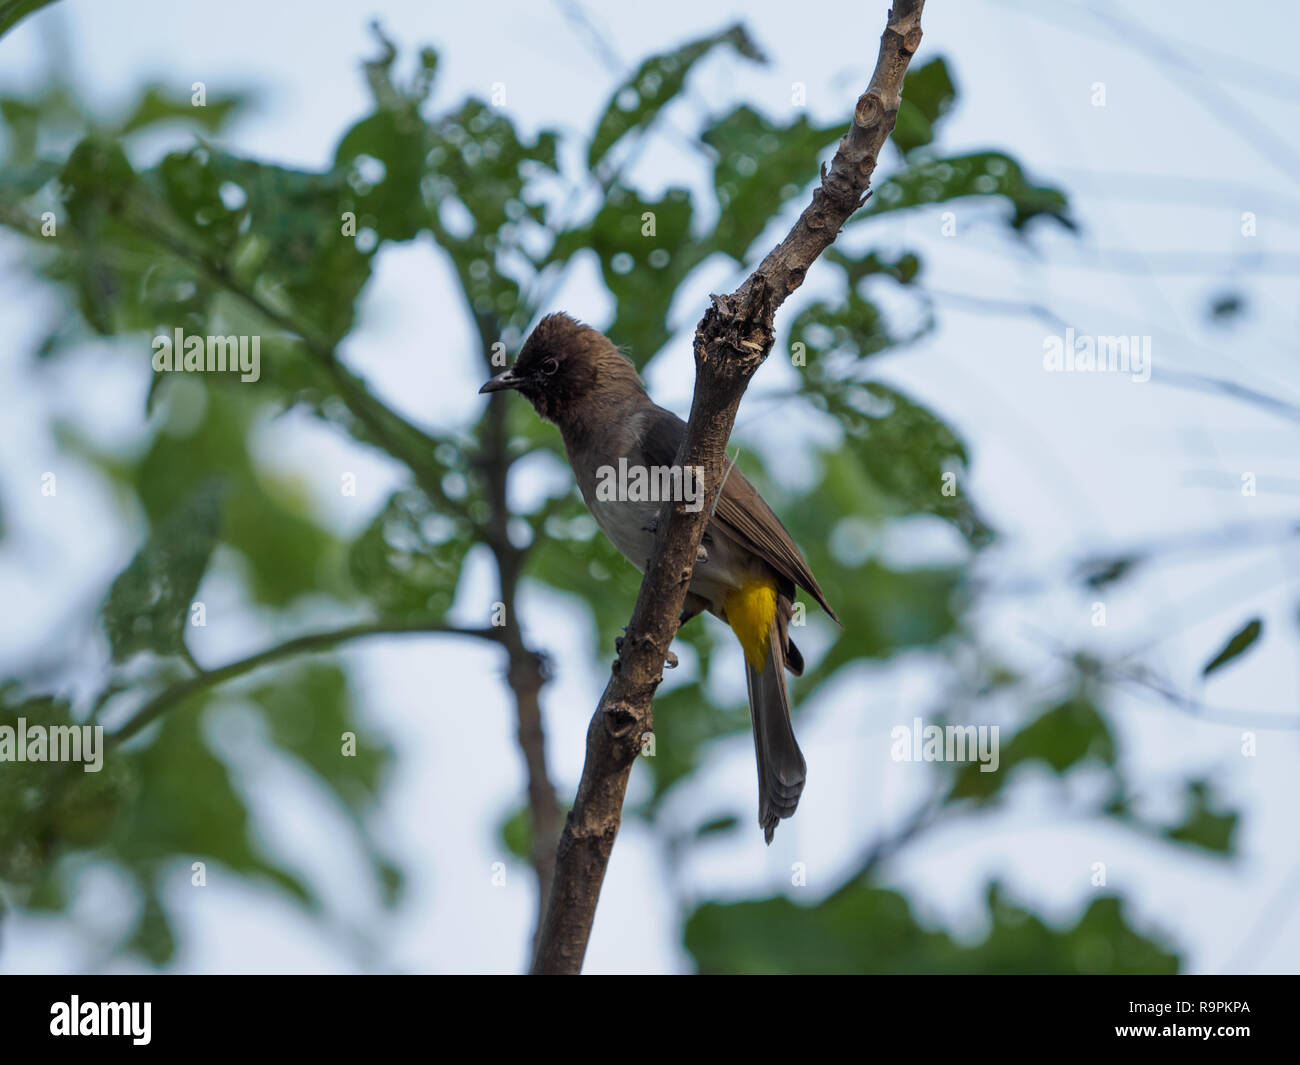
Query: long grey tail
745 606 806 845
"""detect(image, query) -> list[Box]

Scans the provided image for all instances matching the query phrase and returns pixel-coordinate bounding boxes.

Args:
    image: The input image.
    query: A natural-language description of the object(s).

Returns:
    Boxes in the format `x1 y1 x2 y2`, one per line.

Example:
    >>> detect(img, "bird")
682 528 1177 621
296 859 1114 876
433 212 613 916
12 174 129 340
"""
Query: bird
480 312 839 843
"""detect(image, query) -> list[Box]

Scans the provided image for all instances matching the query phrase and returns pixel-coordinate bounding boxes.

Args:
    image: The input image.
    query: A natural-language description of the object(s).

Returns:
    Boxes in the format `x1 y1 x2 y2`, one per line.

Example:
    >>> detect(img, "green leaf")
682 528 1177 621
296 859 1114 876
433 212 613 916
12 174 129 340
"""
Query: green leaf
248 662 403 904
950 696 1116 803
0 86 80 166
358 23 438 111
53 137 139 331
334 36 446 245
798 559 962 695
826 246 923 286
0 0 61 39
0 158 59 199
126 888 176 964
155 146 246 253
33 136 226 337
249 662 392 816
702 105 840 260
1162 780 1238 855
60 135 135 223
203 149 376 343
891 57 957 155
348 489 470 620
1079 555 1139 589
587 23 765 171
685 881 1179 974
799 379 989 545
550 184 706 362
1202 618 1262 677
499 803 532 863
113 704 314 929
127 383 343 608
865 150 1073 231
420 97 558 327
119 84 246 136
101 482 223 662
0 692 134 891
335 108 432 243
1009 696 1117 773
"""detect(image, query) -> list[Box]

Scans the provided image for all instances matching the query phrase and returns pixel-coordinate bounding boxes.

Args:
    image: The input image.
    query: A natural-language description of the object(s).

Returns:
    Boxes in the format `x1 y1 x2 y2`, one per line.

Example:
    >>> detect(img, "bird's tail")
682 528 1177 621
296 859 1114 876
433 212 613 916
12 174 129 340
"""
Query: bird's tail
744 602 806 844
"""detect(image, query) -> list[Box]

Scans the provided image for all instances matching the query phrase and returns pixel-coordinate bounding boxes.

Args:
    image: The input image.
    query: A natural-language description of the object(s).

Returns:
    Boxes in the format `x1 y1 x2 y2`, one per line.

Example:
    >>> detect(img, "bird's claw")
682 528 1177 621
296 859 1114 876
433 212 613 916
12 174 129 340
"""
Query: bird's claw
616 628 678 669
642 516 705 563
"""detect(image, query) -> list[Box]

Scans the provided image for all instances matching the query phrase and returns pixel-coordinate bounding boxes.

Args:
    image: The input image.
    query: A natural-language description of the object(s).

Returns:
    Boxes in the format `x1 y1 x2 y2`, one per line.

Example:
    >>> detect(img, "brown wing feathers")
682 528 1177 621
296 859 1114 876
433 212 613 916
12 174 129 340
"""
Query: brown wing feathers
637 407 840 626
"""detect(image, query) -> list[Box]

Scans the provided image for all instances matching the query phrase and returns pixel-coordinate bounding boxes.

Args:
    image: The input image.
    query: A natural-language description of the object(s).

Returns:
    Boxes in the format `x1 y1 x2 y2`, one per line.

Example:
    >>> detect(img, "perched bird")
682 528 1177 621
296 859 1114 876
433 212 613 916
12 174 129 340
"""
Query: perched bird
480 313 838 842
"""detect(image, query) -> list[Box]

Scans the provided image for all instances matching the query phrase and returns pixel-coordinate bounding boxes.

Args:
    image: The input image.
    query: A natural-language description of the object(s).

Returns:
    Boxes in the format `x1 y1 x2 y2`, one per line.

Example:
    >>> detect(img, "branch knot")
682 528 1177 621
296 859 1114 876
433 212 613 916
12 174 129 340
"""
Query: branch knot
853 90 884 128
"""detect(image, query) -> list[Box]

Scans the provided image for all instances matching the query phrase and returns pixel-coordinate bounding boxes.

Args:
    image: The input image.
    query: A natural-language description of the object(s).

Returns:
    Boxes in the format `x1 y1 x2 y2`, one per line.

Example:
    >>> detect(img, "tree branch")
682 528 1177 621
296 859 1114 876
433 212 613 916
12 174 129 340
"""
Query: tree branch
531 0 927 974
462 297 563 962
109 620 500 744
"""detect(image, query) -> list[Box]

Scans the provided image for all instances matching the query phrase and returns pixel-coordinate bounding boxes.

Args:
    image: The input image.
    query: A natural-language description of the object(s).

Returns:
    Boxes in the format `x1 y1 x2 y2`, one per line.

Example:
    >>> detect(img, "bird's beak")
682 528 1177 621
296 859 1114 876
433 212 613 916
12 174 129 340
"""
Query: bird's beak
479 369 522 395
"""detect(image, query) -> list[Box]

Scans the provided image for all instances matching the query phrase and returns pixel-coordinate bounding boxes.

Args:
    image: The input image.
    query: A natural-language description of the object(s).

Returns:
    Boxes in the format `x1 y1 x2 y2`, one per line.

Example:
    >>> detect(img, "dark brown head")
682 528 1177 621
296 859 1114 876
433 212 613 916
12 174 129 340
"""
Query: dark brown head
478 312 644 426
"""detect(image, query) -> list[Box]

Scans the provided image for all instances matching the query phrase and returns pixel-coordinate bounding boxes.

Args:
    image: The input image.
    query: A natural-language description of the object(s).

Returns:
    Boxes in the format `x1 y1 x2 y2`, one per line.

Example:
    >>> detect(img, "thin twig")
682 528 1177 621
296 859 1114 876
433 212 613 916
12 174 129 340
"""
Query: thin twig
110 620 500 744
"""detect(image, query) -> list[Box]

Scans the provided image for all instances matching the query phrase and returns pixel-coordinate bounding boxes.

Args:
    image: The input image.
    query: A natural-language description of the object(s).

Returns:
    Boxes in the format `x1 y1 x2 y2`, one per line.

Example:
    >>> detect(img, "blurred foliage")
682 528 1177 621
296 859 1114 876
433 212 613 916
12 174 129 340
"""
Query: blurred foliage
890 57 956 156
102 482 224 662
348 488 472 620
687 883 1178 975
588 24 764 173
1160 780 1238 854
0 0 60 38
0 18 1222 974
949 693 1116 804
703 105 839 261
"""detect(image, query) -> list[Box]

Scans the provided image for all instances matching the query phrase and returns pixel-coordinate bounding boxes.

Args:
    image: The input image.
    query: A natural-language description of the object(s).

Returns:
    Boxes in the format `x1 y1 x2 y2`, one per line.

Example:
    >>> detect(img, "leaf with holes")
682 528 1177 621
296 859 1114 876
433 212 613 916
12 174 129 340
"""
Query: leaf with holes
702 105 840 260
864 151 1073 232
101 483 223 662
588 23 765 172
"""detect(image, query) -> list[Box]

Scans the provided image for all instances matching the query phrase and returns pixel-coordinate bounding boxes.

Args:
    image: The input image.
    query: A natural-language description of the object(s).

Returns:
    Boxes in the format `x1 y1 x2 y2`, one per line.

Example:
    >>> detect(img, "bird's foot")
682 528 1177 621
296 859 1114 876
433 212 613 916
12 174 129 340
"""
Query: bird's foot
641 516 706 562
616 627 678 669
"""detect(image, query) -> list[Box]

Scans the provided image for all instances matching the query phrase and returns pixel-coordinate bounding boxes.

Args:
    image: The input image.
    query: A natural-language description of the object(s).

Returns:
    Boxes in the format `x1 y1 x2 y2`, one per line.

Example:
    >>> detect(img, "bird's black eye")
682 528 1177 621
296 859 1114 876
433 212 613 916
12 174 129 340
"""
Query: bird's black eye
541 357 559 376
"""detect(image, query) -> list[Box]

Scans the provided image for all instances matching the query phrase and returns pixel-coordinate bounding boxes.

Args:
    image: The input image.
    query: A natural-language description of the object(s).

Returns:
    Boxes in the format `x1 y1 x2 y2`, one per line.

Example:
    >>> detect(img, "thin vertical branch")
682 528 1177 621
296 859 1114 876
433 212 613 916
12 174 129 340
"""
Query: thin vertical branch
470 309 563 960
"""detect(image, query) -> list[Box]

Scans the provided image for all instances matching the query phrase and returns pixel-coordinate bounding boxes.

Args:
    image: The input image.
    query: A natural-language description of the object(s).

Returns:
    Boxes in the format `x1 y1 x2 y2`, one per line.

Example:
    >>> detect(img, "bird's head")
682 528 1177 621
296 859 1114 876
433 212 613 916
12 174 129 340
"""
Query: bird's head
478 312 643 425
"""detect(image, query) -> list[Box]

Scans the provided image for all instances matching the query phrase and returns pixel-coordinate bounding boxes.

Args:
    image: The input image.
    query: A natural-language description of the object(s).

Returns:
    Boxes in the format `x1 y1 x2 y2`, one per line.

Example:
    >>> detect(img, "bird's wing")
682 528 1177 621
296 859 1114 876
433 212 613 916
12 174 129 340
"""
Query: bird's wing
636 405 840 625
